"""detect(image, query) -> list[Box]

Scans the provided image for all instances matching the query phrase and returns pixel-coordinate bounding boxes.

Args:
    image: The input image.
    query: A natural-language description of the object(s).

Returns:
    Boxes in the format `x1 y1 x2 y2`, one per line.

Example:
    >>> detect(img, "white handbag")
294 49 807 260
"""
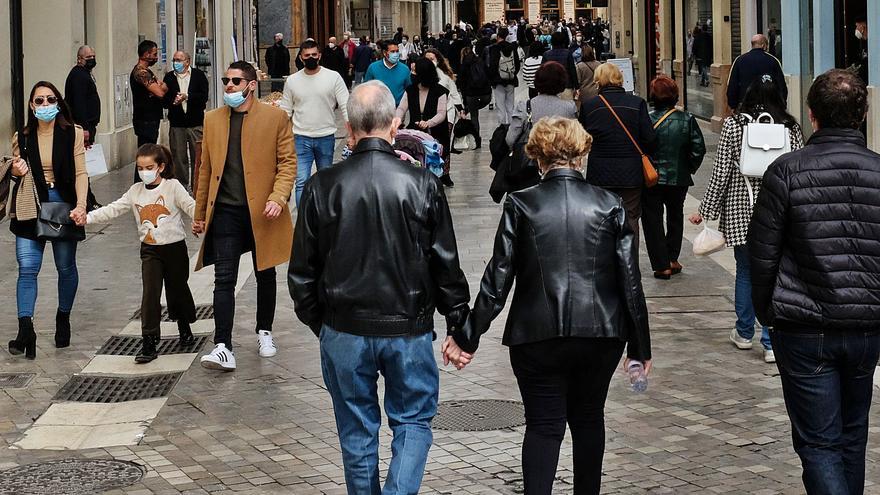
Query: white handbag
738 112 791 204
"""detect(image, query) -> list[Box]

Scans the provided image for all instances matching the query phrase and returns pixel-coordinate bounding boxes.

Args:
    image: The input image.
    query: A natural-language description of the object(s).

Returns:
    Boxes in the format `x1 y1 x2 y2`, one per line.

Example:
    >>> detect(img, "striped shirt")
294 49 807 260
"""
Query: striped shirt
521 56 543 89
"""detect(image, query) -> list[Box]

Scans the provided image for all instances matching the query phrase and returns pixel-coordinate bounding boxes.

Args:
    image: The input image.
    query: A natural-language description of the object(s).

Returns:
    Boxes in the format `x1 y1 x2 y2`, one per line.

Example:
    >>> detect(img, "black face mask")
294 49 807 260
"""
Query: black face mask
84 58 96 70
304 58 319 70
147 58 158 67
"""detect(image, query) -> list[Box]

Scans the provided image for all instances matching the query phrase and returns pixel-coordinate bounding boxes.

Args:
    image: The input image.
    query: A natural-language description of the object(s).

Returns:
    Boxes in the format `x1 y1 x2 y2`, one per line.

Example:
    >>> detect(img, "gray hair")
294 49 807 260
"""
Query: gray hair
173 50 192 62
348 81 396 134
77 45 94 58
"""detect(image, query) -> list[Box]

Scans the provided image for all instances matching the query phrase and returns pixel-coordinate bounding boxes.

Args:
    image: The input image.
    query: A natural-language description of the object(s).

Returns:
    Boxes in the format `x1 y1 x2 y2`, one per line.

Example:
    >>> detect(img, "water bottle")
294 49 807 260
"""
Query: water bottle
627 361 648 393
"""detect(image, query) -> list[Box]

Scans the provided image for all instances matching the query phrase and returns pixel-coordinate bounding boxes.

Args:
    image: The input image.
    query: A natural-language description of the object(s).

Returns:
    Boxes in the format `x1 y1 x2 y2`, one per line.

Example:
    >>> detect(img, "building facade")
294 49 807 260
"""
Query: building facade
0 0 256 171
610 0 878 149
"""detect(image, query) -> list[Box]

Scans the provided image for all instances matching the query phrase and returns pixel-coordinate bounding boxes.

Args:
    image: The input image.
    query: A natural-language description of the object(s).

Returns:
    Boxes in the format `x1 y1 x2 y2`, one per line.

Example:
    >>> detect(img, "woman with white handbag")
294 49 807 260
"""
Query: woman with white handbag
689 77 804 364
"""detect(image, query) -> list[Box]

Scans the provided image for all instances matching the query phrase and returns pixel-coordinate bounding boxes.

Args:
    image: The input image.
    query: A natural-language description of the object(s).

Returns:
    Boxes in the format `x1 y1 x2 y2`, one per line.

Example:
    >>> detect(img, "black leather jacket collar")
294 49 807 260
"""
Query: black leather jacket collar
541 167 585 182
352 136 398 155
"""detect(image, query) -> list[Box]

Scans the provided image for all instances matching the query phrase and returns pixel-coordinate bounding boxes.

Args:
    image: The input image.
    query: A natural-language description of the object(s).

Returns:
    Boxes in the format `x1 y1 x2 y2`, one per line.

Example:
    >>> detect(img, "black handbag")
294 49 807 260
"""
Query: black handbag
36 201 85 242
489 100 540 203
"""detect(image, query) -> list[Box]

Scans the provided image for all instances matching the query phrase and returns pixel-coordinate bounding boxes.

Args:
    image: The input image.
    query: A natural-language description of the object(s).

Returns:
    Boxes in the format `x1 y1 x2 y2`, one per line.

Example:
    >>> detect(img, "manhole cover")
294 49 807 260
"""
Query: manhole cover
0 459 144 494
0 372 36 389
433 399 525 431
131 303 214 321
54 373 182 403
98 335 208 356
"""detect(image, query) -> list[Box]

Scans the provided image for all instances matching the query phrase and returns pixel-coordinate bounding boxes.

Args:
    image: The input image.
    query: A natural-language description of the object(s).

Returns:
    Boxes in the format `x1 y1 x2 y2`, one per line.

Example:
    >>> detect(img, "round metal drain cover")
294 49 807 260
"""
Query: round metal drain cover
433 399 525 431
0 459 144 494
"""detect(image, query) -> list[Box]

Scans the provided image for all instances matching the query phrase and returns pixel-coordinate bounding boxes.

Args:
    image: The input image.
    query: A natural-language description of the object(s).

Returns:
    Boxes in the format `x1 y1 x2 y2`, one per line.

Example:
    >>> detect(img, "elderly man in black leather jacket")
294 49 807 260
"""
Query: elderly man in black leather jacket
451 116 651 495
749 69 880 495
288 80 471 495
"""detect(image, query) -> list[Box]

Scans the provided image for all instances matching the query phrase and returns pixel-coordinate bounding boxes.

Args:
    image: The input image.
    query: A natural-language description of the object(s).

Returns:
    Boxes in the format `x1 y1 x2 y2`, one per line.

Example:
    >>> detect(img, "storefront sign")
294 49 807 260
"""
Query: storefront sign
607 58 635 92
485 0 504 23
563 0 575 20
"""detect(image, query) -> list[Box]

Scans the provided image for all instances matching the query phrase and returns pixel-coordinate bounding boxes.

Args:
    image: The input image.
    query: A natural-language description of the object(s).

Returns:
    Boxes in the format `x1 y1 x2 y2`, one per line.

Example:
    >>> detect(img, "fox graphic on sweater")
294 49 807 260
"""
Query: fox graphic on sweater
136 196 170 245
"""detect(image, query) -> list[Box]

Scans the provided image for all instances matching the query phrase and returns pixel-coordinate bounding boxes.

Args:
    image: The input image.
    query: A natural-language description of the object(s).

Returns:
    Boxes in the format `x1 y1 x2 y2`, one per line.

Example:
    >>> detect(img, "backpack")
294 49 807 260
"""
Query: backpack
738 112 791 204
469 60 492 95
498 51 516 81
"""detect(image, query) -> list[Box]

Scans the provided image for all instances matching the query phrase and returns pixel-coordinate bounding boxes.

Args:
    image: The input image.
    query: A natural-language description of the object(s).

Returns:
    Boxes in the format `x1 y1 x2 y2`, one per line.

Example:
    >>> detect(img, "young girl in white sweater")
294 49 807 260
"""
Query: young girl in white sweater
81 144 197 363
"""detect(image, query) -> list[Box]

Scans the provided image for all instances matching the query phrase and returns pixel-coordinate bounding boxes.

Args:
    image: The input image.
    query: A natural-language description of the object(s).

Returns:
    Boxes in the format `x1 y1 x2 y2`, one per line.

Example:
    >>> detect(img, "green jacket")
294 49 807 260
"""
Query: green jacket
649 107 706 186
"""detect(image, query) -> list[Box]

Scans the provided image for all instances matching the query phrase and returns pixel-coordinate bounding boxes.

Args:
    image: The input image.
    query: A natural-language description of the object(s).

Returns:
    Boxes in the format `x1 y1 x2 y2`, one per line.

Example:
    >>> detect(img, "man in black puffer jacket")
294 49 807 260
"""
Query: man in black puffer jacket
749 69 880 495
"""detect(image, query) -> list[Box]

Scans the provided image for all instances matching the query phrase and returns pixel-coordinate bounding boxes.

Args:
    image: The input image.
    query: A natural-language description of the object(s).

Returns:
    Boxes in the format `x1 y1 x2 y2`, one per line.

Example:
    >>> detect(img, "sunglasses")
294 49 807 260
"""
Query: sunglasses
33 96 58 105
221 77 253 86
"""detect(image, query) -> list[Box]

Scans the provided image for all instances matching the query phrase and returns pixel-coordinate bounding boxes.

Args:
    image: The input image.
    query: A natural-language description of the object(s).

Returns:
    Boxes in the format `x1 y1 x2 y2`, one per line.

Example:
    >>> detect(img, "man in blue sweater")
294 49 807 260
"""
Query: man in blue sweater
364 41 412 105
726 34 787 111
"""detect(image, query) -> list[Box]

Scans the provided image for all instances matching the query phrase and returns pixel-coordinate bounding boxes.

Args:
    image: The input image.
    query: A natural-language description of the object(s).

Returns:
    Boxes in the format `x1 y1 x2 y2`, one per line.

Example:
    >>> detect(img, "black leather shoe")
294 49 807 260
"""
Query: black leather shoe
178 321 195 347
135 336 159 364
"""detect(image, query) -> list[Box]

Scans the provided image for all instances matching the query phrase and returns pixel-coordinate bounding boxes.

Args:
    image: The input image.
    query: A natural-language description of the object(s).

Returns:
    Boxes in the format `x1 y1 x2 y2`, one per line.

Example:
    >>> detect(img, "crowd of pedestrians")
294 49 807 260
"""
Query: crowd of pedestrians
2 19 880 495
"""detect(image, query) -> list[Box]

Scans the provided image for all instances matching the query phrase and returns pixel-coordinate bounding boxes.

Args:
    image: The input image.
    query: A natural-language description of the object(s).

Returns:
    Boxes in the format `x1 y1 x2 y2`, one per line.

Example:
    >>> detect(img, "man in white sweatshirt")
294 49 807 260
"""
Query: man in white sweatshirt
279 39 350 207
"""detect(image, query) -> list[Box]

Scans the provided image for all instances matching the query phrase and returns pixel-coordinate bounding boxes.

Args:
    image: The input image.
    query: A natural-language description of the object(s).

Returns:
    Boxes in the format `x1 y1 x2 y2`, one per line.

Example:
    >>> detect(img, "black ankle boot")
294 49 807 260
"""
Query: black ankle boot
9 317 36 360
135 336 159 364
55 310 71 348
177 321 195 347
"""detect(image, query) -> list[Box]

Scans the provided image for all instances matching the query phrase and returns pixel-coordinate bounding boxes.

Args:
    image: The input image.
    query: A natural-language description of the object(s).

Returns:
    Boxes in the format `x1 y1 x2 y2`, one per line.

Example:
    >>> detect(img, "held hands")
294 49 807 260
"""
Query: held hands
10 157 28 177
69 206 87 226
192 220 206 235
441 336 473 370
263 200 283 219
688 213 703 225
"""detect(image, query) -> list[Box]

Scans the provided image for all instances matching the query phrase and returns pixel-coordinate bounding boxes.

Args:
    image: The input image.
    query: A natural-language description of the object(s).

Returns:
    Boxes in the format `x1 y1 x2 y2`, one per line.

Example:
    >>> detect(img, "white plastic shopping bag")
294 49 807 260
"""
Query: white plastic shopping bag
692 224 726 256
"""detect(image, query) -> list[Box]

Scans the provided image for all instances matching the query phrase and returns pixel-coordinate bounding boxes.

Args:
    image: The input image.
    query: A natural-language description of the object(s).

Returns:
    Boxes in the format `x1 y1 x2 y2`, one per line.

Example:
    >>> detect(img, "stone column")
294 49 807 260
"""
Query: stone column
709 0 732 132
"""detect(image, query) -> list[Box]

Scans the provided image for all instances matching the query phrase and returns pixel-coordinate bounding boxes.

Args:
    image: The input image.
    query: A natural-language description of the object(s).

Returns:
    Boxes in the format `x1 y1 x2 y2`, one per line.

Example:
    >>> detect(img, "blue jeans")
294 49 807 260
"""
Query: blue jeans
16 189 79 318
319 325 438 495
734 245 771 350
771 330 880 495
294 134 336 207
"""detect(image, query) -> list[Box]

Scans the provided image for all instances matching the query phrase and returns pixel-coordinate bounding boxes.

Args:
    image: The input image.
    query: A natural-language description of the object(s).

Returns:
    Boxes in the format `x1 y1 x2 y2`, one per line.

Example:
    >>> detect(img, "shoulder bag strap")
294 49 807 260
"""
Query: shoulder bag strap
599 95 645 157
653 109 676 130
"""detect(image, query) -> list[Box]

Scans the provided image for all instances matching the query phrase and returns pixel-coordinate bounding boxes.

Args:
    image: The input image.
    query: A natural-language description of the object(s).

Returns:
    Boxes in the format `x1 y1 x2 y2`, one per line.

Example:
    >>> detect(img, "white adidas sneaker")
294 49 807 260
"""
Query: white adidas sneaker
258 330 277 358
200 343 236 371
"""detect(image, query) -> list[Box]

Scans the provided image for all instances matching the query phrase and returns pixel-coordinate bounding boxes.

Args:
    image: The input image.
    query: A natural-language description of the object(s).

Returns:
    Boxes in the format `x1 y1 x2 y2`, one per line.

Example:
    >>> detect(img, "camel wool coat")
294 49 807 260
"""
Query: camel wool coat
194 100 297 271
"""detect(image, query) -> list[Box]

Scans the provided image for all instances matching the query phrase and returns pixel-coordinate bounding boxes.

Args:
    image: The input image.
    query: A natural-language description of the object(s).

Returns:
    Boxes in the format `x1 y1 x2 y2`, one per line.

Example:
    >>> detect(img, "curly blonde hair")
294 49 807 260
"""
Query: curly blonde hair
525 117 593 172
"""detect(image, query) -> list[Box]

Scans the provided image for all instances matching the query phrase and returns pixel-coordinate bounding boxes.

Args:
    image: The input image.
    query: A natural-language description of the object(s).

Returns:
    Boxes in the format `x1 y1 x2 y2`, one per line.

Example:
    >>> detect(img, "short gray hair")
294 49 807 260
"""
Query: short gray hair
77 45 94 58
348 81 396 134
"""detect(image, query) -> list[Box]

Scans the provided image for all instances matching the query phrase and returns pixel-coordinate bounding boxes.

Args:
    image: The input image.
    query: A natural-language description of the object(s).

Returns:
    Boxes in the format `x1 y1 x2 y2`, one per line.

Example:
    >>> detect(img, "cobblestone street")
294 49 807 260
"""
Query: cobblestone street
1 119 879 495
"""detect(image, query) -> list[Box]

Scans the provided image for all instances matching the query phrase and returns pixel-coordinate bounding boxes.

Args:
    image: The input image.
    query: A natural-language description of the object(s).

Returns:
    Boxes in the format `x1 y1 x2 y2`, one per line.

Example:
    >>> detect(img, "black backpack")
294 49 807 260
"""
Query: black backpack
489 101 540 203
468 59 492 95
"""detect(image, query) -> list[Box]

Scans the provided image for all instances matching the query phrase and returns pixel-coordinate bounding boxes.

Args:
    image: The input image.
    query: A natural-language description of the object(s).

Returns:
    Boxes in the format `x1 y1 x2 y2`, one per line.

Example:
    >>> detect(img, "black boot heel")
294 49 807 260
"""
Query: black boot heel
9 317 35 359
55 310 71 348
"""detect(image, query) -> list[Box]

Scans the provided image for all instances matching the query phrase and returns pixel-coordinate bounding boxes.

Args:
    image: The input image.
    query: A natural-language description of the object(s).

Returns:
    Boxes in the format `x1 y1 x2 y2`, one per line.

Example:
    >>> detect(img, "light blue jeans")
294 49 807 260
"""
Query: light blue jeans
319 325 438 495
294 134 336 207
16 188 79 317
733 245 771 350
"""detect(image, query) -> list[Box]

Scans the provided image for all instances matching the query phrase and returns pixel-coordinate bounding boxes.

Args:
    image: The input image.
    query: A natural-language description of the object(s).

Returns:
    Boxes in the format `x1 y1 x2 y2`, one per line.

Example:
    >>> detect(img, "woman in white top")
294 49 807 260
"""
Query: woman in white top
425 49 463 186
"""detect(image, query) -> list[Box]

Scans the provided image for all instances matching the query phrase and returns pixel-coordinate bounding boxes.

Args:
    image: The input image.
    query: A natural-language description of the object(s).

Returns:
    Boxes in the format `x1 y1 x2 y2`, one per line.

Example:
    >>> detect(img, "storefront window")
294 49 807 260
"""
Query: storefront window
683 0 713 118
541 0 560 21
506 0 524 21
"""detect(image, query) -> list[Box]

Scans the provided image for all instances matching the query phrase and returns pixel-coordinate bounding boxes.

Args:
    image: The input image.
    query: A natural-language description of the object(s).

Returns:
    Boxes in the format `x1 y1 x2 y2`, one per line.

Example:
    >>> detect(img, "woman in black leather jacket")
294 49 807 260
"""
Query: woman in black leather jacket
449 117 652 495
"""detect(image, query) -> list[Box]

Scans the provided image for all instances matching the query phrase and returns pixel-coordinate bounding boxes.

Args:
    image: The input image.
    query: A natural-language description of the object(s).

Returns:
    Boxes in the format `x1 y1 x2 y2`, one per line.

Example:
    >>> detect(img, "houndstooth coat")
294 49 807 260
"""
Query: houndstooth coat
698 113 804 247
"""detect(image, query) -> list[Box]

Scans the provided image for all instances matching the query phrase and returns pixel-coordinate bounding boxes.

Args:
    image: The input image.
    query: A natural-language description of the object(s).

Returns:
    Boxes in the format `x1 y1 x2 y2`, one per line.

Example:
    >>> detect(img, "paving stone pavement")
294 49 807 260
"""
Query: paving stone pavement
1 114 880 495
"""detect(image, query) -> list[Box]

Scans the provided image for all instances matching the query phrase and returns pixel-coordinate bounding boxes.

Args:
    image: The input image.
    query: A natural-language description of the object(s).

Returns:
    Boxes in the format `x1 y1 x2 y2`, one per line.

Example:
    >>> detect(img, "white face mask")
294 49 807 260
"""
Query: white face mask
855 29 864 41
139 169 159 184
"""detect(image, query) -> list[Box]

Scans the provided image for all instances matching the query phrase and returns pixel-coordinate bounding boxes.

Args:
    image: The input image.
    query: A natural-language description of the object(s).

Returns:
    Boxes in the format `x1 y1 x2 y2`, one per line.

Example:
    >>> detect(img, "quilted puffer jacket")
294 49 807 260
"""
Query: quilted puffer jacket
749 128 880 330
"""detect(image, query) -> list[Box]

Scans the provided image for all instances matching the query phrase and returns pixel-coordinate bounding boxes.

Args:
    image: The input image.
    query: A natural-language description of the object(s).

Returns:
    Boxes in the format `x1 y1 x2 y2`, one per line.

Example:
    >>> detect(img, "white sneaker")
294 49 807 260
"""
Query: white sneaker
200 343 236 371
764 349 776 363
258 330 277 358
729 328 753 350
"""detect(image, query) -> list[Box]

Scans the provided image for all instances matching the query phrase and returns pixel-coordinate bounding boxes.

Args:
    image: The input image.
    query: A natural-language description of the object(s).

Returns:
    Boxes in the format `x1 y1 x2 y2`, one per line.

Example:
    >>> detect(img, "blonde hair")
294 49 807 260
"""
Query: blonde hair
594 63 624 88
525 117 593 172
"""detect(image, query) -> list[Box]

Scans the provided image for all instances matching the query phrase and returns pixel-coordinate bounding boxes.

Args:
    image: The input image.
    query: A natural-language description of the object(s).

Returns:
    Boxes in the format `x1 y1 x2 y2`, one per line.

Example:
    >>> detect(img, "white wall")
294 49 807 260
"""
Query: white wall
22 0 85 98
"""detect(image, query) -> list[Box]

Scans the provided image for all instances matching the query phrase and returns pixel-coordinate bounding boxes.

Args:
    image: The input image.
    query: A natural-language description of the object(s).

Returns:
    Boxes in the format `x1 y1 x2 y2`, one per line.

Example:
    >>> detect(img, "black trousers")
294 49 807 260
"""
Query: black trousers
464 94 492 141
209 204 276 350
510 337 625 495
132 119 160 182
140 241 196 338
603 186 642 251
641 185 688 271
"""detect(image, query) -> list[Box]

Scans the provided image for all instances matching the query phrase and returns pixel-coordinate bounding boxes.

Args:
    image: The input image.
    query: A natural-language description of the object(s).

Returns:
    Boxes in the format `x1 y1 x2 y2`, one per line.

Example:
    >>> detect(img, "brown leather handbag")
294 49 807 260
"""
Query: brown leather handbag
598 95 659 188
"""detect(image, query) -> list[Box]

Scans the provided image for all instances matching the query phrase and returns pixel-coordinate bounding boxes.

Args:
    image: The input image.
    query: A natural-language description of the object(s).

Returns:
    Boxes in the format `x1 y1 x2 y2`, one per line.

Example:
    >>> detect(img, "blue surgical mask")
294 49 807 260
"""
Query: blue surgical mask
388 52 401 64
173 62 186 73
223 88 249 108
34 104 59 122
